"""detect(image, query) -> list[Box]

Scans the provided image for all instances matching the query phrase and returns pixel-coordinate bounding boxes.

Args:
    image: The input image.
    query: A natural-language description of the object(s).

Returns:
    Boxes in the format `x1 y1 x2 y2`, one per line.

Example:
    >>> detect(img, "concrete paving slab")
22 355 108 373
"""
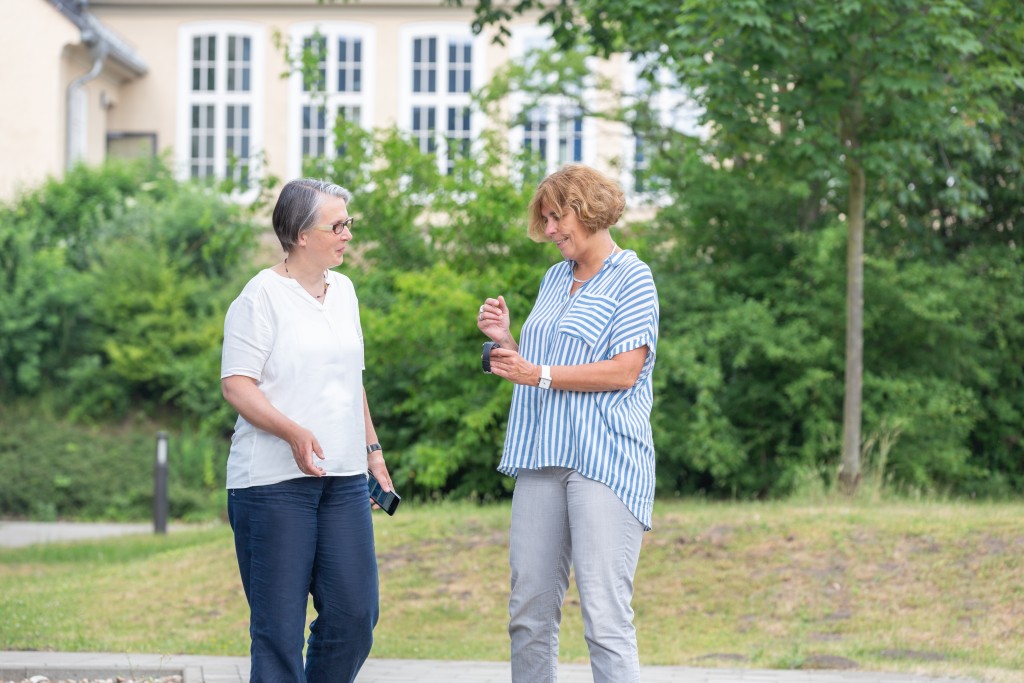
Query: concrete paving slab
0 521 167 548
0 652 980 683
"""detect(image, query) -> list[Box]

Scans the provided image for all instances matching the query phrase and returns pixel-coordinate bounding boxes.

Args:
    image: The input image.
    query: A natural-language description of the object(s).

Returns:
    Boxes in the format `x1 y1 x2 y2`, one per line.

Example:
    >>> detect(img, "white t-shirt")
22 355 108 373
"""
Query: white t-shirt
221 268 367 489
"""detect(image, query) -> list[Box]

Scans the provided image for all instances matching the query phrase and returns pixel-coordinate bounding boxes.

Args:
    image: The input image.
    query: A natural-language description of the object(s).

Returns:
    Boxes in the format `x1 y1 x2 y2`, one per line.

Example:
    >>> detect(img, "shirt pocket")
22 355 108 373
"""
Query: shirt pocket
558 293 617 350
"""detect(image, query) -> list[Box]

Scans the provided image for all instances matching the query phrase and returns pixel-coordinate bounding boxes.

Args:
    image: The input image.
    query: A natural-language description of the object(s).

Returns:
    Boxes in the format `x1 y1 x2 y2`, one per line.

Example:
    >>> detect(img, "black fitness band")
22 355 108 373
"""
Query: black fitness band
482 341 500 373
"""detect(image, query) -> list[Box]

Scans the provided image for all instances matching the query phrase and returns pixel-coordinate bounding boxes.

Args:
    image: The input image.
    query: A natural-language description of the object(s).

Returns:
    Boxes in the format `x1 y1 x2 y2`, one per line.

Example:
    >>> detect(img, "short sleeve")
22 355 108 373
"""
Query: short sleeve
221 286 275 381
607 264 659 379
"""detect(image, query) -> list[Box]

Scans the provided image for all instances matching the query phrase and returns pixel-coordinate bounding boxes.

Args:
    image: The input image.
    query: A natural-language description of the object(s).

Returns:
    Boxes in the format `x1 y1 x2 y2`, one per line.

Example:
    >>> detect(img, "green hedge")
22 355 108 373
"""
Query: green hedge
1 137 1021 521
0 404 224 521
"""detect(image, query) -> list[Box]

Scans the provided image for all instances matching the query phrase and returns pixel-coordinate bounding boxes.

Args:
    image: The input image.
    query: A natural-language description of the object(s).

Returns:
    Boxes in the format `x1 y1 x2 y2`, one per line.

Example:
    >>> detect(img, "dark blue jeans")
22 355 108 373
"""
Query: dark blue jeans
228 475 378 683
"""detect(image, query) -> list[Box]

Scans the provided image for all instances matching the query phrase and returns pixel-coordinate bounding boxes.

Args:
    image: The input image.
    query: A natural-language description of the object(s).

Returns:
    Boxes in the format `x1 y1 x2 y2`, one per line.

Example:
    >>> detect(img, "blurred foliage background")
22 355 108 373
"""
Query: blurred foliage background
1 0 1021 520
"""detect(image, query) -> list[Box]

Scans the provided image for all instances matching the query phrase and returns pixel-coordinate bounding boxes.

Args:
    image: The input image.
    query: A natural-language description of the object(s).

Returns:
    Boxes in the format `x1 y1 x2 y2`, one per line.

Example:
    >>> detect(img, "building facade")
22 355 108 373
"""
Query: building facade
1 0 699 202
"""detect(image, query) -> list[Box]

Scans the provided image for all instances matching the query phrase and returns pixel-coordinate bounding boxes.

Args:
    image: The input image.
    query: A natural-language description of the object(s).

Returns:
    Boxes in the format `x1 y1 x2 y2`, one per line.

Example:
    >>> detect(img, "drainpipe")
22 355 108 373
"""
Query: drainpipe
66 22 109 170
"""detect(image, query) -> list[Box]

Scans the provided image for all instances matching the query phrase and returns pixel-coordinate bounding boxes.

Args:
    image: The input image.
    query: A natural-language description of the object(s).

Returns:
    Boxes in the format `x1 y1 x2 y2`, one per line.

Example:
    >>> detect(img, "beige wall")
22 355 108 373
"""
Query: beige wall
0 0 79 199
0 0 143 200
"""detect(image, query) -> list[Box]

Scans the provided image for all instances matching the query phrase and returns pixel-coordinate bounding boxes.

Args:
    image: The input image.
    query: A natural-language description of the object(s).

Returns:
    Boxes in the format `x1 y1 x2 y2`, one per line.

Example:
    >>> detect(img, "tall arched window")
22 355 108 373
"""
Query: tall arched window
286 23 376 178
177 23 264 196
399 23 484 175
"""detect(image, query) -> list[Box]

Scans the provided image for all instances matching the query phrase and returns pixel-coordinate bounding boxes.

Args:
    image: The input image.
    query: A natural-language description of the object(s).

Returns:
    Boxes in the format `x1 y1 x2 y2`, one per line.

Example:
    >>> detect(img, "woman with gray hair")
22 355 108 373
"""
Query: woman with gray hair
221 178 394 682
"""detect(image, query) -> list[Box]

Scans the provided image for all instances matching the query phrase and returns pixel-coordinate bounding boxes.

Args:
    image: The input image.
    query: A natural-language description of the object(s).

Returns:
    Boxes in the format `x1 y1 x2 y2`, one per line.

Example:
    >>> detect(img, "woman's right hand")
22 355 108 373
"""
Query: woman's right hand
222 375 326 476
478 295 517 350
288 426 326 477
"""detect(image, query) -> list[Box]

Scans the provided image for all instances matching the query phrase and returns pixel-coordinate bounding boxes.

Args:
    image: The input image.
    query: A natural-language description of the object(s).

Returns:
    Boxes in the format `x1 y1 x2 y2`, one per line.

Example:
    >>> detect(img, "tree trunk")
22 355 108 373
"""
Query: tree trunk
840 156 865 494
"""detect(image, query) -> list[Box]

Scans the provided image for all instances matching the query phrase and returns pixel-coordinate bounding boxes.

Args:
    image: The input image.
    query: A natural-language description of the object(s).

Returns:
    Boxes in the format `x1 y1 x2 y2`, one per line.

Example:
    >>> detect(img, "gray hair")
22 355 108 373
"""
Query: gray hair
272 178 353 252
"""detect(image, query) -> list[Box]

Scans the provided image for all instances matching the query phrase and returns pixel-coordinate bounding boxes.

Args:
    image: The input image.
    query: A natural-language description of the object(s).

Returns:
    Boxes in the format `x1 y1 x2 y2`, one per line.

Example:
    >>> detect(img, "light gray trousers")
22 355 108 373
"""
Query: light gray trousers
509 467 645 683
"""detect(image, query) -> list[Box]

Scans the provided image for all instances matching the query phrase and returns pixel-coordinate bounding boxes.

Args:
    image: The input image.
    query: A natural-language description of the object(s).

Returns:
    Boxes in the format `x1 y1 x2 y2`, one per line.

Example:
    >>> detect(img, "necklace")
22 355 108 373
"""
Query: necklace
571 243 620 285
284 257 329 300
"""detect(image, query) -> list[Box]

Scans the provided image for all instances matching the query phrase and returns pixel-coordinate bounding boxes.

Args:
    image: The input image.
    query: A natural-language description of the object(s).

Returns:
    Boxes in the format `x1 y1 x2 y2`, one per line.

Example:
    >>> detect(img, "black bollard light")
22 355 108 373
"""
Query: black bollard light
154 431 169 534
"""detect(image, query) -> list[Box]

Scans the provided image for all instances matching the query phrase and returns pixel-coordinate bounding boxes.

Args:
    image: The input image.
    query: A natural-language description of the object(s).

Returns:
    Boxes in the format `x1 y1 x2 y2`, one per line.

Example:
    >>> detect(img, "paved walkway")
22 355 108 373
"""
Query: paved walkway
0 521 186 548
0 522 979 683
0 651 979 683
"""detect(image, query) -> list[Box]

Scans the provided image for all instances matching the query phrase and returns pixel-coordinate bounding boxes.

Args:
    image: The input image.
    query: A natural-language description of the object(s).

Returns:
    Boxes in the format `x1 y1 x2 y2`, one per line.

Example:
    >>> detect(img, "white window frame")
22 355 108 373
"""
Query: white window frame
286 22 377 179
399 23 486 176
508 26 597 175
176 23 264 201
621 59 707 198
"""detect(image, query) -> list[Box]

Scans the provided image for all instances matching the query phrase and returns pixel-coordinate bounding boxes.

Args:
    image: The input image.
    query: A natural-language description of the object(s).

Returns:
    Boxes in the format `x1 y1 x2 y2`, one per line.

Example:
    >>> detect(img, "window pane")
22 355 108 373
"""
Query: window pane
447 40 472 94
337 37 362 93
303 36 326 92
191 35 216 92
227 35 252 93
523 108 548 161
412 105 437 154
302 105 327 160
413 36 437 94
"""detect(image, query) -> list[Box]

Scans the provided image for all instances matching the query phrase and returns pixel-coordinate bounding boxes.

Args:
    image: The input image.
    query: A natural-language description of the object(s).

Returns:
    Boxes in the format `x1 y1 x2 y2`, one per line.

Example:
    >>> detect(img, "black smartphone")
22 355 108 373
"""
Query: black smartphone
367 471 401 516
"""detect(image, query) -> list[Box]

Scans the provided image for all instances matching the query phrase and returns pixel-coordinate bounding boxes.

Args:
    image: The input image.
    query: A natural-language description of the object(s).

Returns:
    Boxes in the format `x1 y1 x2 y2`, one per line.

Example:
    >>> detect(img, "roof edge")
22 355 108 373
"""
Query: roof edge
47 0 149 77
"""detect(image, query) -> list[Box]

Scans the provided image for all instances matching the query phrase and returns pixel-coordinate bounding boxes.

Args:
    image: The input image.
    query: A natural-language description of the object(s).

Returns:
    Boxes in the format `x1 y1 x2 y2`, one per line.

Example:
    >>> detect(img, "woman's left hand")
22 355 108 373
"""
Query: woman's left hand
366 450 393 509
368 452 394 494
486 347 540 387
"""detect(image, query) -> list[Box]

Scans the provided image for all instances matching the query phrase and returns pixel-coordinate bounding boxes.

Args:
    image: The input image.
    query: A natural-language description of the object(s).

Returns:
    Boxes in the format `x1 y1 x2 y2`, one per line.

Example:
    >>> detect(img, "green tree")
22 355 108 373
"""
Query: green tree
298 117 550 498
0 158 262 425
456 0 1024 492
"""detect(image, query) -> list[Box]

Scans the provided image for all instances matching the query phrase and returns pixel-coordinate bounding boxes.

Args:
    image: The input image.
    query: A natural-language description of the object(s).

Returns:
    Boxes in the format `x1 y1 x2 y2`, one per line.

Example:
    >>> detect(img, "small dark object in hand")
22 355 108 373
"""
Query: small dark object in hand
367 471 401 515
482 341 501 373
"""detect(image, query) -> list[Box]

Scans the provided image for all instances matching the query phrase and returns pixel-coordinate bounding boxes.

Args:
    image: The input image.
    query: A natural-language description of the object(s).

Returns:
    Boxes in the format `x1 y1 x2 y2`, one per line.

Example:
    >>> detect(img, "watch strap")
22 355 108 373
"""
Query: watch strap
366 442 382 455
538 365 552 390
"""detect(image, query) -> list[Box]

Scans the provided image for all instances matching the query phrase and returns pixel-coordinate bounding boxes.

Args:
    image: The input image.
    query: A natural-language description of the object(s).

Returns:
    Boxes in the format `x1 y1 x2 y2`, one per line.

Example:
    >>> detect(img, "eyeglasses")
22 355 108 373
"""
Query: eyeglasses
310 217 356 235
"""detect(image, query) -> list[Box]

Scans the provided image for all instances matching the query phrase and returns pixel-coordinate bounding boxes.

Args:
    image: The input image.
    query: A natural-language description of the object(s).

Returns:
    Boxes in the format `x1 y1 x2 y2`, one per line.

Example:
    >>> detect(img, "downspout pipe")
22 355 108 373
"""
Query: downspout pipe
65 23 109 170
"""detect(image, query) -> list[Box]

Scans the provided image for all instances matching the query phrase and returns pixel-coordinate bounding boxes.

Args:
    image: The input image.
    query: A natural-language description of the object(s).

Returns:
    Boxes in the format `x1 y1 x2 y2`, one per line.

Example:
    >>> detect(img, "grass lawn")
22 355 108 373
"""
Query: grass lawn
1 499 1021 682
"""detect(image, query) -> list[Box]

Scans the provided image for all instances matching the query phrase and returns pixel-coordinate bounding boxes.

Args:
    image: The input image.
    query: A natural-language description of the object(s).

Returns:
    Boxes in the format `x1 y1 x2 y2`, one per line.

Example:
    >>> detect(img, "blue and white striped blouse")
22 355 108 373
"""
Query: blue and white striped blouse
499 249 660 529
